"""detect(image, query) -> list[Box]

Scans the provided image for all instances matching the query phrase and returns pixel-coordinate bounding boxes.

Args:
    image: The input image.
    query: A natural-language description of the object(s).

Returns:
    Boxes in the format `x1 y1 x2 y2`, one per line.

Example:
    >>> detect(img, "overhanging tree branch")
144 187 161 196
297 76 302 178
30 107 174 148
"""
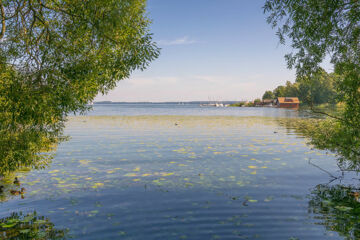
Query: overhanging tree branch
0 1 5 39
310 105 345 122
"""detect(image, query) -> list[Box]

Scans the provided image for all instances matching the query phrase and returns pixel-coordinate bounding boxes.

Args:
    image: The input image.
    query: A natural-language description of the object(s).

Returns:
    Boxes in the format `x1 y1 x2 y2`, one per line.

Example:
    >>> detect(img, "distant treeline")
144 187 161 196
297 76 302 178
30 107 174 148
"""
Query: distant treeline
262 69 338 105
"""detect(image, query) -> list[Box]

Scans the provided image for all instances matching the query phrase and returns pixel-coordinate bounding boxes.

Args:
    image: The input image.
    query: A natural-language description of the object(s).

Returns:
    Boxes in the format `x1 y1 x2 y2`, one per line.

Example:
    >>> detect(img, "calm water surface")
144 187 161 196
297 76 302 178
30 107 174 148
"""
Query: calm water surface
0 104 351 239
85 103 318 118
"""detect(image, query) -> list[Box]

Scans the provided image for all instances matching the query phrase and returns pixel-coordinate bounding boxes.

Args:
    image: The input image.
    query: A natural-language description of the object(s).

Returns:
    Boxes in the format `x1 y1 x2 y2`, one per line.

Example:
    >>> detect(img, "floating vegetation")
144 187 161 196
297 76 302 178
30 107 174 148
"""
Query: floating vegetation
0 212 68 239
5 116 318 196
309 184 360 239
0 115 347 239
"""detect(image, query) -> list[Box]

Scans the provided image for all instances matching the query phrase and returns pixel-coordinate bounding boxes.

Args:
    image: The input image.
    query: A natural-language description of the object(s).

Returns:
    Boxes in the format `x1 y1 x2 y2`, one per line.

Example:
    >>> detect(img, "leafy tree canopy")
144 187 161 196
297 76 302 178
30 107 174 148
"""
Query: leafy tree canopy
264 0 360 75
254 98 262 104
264 0 360 162
0 0 159 108
262 90 275 100
263 69 338 105
0 0 159 174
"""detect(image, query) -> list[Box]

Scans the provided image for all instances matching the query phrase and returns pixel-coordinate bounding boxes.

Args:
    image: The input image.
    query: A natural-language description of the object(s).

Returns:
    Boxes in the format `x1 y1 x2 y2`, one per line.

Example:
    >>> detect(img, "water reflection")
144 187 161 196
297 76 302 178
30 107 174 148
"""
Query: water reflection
0 114 359 239
85 103 320 118
309 184 360 239
0 211 68 239
277 118 360 239
277 118 360 171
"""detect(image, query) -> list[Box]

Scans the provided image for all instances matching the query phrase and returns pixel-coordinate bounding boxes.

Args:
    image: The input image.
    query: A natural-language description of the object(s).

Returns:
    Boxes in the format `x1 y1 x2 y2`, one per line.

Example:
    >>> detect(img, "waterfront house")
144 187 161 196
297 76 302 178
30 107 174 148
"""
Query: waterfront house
275 97 300 108
262 99 274 107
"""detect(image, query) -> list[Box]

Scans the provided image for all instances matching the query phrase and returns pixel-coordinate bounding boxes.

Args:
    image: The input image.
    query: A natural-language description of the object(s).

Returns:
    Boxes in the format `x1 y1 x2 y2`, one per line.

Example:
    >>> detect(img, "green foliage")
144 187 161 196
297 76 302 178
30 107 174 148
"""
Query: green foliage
264 0 360 75
335 62 360 128
254 98 261 104
245 102 255 107
262 91 275 100
0 0 159 174
267 81 298 98
264 70 338 105
0 211 68 239
284 81 299 98
296 70 338 105
309 184 360 240
0 66 64 174
264 0 360 150
273 85 286 98
229 102 246 107
272 81 299 98
280 118 360 171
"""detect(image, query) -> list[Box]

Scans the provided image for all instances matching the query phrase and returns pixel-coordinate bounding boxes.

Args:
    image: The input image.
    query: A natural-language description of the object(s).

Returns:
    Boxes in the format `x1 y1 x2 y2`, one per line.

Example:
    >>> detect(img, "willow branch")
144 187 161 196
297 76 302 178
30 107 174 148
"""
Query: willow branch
310 104 359 129
39 1 121 45
0 1 5 39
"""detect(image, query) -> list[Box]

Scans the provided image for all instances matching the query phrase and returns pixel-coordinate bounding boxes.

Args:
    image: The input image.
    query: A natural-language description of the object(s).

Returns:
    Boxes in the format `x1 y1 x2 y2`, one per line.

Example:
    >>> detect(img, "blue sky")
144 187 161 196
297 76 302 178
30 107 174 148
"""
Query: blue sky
95 0 302 102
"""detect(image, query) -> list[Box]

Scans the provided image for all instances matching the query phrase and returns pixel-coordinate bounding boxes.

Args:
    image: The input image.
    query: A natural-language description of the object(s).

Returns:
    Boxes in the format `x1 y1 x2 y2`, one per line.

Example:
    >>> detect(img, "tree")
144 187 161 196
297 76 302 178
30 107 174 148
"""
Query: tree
283 80 299 97
264 0 360 126
296 70 338 105
264 69 338 105
0 0 159 174
264 0 360 162
254 98 261 103
262 90 275 100
273 85 286 97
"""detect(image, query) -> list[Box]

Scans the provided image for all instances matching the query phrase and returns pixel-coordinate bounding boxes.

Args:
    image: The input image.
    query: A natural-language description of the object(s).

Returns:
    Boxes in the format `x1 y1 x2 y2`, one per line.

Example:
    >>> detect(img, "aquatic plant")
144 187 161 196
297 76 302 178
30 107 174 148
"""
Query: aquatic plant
309 184 360 239
0 211 68 239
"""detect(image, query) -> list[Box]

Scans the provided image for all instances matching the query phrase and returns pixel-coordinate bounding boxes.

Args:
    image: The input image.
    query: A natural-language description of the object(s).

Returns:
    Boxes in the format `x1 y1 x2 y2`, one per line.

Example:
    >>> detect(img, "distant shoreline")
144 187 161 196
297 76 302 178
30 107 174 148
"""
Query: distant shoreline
93 101 244 105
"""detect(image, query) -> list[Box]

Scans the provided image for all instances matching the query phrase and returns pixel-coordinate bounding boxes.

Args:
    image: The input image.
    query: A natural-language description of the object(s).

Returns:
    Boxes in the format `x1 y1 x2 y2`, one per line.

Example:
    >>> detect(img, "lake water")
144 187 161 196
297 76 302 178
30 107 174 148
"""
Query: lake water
0 104 354 239
84 103 317 118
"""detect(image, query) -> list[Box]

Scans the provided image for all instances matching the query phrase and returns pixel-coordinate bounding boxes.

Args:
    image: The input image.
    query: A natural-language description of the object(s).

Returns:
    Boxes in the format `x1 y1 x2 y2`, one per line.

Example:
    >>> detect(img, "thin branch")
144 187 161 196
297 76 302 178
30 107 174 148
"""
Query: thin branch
0 1 5 39
38 1 79 19
308 98 349 123
308 158 339 180
310 105 345 122
38 1 121 45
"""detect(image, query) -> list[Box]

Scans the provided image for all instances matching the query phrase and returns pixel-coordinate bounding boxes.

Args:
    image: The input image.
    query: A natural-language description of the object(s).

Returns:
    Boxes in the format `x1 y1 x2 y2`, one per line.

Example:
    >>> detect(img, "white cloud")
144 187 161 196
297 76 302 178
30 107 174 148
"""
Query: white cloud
157 36 197 46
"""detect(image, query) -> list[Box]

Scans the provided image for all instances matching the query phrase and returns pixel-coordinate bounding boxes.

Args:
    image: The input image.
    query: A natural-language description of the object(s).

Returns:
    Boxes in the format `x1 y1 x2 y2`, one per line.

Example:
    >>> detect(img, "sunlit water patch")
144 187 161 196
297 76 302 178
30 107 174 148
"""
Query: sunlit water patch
0 116 347 239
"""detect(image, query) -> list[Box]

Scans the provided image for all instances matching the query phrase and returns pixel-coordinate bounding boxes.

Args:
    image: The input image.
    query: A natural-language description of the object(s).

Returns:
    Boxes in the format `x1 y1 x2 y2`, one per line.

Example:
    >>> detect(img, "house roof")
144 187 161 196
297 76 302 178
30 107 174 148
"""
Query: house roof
262 99 274 103
277 97 300 104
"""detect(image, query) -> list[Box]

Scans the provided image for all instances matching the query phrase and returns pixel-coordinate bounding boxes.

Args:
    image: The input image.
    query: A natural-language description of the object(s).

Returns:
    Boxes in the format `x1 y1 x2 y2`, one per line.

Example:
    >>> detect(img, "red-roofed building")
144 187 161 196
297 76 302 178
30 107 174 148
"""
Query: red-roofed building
275 97 300 109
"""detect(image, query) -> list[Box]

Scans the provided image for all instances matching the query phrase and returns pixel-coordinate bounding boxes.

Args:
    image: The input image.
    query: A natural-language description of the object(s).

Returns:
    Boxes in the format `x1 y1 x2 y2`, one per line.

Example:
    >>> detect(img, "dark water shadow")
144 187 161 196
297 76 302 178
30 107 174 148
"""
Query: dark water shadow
308 183 360 240
0 211 68 239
